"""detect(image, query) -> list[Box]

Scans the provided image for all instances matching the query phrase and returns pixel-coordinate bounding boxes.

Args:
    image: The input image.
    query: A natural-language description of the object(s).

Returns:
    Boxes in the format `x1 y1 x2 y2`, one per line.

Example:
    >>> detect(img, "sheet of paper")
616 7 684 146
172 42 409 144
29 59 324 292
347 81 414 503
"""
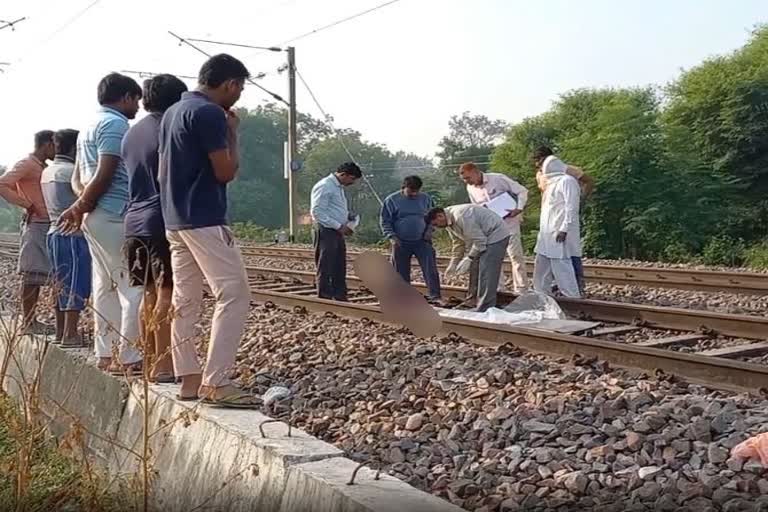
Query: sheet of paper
483 193 518 219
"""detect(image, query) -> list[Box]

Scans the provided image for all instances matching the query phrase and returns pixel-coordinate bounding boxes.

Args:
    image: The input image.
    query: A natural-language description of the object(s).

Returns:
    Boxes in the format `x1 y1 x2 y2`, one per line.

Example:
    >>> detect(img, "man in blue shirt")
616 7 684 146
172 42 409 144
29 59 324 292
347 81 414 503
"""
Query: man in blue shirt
380 175 441 301
123 74 188 384
309 162 362 301
59 73 143 374
159 54 258 408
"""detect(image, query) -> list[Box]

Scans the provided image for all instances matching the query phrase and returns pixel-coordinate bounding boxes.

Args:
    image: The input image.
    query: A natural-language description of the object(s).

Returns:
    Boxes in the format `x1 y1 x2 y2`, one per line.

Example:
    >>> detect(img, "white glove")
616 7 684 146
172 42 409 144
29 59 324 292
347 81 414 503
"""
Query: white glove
443 260 458 281
455 257 472 275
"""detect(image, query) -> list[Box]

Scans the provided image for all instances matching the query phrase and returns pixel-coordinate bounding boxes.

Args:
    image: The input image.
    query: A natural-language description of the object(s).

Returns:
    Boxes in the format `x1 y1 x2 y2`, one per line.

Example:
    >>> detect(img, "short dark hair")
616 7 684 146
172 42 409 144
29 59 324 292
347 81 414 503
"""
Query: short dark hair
34 130 54 149
97 73 142 105
53 129 79 156
425 207 445 224
402 175 423 190
533 145 554 164
336 161 362 178
142 74 188 113
198 54 250 88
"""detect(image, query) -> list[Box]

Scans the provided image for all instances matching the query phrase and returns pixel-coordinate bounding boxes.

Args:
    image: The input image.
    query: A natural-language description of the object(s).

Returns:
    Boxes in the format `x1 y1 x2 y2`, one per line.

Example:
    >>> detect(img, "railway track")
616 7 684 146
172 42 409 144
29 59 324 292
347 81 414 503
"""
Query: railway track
239 245 768 296
1 235 767 392
242 265 768 393
2 233 767 295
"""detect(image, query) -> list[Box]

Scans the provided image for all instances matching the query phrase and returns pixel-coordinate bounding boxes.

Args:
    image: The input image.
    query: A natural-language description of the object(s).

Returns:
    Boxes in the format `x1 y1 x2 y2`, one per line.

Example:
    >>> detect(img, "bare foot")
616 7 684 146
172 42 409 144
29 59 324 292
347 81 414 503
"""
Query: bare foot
98 357 111 371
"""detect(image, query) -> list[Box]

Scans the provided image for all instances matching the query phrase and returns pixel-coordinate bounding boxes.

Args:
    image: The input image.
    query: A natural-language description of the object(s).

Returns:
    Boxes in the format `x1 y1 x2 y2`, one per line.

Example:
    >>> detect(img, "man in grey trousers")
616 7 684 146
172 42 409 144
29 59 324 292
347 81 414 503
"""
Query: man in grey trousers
426 204 511 312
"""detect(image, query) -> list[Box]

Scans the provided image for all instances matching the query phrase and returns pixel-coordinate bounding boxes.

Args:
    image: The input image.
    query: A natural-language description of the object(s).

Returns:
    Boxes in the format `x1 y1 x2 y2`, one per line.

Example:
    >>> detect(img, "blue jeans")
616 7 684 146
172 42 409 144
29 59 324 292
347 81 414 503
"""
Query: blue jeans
392 240 441 299
571 256 585 293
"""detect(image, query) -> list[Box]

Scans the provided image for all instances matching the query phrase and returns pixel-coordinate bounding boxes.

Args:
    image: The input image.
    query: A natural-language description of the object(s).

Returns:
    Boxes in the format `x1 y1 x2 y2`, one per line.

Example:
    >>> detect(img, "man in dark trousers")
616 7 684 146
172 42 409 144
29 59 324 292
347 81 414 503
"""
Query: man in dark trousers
309 162 362 301
380 175 441 301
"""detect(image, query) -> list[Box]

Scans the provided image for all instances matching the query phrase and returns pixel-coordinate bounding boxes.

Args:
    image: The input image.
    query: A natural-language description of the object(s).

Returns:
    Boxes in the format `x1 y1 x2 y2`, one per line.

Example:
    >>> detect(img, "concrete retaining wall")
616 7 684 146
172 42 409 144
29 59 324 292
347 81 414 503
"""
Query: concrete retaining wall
1 333 463 512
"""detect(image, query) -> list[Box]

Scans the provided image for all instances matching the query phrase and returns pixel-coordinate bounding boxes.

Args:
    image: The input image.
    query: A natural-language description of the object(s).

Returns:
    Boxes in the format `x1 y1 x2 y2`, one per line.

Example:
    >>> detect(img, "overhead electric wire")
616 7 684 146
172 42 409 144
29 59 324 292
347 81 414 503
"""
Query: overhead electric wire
186 38 282 52
237 0 405 60
281 0 403 45
0 17 26 32
296 67 384 205
121 69 198 81
168 31 289 106
40 0 101 45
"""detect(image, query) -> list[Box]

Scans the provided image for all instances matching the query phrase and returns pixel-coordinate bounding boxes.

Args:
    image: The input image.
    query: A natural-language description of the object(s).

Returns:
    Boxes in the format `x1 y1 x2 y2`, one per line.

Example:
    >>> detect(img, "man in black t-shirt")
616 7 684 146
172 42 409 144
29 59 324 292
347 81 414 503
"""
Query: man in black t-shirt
158 54 259 408
122 74 187 384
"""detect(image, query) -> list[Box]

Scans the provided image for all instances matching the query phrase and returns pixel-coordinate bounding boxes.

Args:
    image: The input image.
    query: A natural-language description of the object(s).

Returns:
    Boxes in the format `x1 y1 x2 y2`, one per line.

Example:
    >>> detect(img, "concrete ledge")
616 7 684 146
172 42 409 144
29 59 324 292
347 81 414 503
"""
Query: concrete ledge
282 457 462 512
1 334 463 512
0 334 127 461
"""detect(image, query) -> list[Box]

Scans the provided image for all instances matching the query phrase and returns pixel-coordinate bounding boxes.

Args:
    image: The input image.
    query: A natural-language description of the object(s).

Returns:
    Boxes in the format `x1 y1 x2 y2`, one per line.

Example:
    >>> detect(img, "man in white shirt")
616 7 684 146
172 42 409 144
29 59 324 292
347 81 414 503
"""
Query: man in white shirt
459 162 529 294
533 156 581 298
533 146 593 294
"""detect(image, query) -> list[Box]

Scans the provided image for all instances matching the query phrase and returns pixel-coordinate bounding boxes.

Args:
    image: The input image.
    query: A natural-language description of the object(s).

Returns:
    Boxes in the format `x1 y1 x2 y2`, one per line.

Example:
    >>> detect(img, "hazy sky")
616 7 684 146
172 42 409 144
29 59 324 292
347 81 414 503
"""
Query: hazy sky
0 0 765 168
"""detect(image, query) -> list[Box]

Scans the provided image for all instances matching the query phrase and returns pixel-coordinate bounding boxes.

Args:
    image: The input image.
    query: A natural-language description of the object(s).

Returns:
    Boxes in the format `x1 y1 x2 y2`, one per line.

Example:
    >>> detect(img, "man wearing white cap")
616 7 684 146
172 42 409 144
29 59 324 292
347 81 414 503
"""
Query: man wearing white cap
533 153 582 298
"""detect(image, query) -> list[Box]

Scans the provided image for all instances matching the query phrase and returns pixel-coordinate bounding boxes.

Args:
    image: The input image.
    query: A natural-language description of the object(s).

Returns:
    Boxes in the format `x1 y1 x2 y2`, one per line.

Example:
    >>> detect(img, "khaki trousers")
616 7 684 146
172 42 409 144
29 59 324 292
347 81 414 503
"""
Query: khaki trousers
167 226 250 387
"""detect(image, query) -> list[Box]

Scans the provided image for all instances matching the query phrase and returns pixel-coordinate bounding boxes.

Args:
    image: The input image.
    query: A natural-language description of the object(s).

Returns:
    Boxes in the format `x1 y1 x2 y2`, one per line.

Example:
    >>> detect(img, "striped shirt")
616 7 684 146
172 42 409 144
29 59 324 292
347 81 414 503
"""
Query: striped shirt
76 106 131 215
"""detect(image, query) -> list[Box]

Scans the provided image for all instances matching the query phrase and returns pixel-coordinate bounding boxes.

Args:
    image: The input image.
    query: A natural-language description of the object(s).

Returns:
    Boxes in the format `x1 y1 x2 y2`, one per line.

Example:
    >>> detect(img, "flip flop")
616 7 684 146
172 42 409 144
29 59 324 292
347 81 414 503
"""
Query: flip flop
109 362 143 376
152 372 176 384
175 394 199 402
200 391 262 409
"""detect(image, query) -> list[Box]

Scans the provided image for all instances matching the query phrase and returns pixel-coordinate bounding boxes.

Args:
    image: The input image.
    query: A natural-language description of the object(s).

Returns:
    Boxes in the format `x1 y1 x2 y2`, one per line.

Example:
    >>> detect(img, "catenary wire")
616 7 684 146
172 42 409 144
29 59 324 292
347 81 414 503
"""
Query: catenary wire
168 31 289 106
296 67 384 205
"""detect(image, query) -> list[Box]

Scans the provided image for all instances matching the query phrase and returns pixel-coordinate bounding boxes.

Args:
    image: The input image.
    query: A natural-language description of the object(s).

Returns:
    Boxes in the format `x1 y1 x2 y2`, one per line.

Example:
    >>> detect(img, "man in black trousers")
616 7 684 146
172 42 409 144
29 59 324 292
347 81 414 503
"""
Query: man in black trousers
309 162 362 301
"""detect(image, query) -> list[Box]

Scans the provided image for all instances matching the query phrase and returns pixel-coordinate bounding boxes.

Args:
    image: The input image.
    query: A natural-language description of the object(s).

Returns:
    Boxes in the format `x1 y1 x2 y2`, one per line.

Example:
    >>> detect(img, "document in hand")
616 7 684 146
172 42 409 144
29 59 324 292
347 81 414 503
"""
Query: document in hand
347 214 361 231
483 193 518 219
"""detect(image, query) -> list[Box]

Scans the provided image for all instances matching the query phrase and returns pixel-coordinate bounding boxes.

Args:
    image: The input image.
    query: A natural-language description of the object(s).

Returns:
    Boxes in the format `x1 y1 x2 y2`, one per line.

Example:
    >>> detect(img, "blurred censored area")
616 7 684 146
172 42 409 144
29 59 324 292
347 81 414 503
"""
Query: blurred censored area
353 251 442 338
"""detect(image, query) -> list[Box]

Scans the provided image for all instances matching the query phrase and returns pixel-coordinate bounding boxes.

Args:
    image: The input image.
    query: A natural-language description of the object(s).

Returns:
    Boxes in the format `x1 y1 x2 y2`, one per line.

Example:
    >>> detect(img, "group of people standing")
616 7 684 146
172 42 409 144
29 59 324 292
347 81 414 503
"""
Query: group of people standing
0 53 261 408
310 152 593 312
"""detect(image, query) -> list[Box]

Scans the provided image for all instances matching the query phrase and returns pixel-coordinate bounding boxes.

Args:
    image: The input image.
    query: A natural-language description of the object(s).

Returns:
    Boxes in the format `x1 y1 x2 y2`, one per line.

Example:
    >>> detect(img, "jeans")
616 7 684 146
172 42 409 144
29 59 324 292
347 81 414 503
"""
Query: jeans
571 256 585 294
391 240 441 299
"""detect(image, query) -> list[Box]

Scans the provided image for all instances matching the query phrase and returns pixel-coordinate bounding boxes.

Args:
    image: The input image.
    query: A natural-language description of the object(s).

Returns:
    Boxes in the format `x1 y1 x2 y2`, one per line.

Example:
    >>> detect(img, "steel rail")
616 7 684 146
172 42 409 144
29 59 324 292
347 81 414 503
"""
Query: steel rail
247 285 768 393
0 235 765 294
246 266 768 340
240 245 768 295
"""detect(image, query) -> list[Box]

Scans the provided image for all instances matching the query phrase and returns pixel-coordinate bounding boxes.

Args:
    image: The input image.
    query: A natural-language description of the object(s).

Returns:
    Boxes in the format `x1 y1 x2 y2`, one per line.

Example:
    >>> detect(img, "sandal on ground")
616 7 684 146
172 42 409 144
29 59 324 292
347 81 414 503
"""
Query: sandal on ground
24 321 54 336
152 372 176 384
60 336 85 349
200 391 262 409
175 393 199 402
109 362 143 376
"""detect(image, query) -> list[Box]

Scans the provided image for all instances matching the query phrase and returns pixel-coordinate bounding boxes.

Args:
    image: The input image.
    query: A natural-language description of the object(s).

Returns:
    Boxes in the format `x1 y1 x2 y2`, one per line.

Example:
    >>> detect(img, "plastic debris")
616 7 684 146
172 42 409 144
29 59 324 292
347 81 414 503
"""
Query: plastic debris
263 386 292 407
437 291 566 326
731 433 768 465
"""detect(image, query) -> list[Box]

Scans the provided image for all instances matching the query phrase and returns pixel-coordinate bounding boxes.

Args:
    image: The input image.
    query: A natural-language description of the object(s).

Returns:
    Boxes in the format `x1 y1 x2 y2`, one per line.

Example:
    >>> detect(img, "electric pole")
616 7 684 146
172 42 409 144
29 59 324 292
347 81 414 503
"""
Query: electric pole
287 46 298 242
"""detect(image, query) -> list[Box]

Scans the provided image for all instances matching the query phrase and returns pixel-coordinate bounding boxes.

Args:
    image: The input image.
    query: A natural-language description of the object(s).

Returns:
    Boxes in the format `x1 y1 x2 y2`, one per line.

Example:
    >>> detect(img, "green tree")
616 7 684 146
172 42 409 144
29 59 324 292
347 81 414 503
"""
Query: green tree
300 132 402 244
494 88 687 259
663 25 768 243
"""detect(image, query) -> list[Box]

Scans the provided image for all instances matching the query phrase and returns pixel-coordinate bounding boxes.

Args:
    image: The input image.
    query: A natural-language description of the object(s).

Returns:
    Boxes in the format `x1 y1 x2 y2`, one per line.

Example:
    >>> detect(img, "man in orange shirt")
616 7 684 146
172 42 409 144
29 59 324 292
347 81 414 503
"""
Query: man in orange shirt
0 131 56 333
